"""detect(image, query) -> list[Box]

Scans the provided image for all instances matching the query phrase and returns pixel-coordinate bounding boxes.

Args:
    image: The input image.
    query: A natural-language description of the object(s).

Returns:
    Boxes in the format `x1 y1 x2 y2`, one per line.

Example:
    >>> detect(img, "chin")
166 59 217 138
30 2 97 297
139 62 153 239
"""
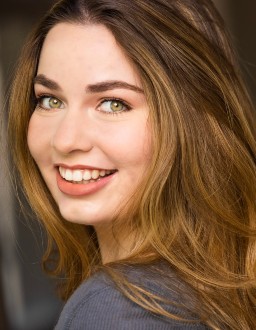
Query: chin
59 207 113 226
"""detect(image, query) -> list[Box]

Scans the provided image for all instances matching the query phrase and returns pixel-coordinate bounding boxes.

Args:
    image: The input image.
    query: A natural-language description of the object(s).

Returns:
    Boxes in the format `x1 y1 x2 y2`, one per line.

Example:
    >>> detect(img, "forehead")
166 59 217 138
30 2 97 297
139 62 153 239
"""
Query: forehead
37 23 141 86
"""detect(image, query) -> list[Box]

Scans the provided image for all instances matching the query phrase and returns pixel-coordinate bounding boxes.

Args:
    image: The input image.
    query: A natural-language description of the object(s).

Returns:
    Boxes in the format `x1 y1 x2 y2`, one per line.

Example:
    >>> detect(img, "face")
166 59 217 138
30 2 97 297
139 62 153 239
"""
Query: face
28 23 151 228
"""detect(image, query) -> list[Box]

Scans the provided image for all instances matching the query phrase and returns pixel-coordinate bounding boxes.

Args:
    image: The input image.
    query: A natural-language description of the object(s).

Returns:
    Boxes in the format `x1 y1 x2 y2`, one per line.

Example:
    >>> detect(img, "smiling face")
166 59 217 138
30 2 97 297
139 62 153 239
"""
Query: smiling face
27 23 151 228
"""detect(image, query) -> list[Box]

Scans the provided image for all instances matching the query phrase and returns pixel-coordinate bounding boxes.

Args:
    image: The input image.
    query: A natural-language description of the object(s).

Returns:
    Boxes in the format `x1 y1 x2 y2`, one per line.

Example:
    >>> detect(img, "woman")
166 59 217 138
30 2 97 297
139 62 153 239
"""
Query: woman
8 0 256 328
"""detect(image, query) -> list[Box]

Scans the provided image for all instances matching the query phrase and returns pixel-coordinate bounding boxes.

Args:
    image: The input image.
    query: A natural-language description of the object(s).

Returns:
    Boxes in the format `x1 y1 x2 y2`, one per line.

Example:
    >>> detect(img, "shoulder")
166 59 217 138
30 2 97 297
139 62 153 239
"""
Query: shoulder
54 268 209 330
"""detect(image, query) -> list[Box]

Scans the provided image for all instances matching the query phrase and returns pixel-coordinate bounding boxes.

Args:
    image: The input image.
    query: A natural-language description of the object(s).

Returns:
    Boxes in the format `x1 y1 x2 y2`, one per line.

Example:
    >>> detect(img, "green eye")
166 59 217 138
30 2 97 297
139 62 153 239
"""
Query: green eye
99 99 130 114
38 96 64 110
48 97 62 108
109 100 125 112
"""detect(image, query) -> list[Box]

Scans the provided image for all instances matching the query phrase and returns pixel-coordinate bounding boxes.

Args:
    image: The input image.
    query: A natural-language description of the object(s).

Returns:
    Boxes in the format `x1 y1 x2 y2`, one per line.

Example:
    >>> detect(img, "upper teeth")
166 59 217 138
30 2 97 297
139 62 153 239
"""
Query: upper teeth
59 167 112 182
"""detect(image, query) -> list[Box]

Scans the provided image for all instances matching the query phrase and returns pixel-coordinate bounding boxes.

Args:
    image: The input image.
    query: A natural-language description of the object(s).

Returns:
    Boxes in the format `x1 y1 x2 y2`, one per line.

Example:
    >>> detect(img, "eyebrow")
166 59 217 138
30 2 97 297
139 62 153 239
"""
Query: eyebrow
34 74 143 94
34 74 61 91
86 81 143 94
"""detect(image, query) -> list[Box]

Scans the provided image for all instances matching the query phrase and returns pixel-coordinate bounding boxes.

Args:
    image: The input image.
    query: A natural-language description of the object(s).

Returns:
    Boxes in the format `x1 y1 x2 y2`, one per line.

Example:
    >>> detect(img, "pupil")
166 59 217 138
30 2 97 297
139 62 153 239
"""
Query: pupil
111 101 122 111
50 98 58 107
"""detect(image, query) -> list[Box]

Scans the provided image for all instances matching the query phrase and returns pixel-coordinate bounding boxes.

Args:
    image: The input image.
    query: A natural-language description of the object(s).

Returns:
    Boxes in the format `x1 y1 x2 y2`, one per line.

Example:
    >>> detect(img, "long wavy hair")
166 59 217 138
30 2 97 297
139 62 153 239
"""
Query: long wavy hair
8 0 256 328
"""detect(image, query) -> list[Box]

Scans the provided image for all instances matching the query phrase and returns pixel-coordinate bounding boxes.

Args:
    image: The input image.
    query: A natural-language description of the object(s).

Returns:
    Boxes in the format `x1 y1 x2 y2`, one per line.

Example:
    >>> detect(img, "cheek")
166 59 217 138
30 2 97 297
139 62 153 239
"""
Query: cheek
104 120 151 168
27 115 50 164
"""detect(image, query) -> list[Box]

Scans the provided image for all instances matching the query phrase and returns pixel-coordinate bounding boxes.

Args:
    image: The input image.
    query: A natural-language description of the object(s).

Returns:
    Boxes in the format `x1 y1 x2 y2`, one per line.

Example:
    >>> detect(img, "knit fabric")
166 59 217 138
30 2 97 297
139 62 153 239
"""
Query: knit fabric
54 266 210 329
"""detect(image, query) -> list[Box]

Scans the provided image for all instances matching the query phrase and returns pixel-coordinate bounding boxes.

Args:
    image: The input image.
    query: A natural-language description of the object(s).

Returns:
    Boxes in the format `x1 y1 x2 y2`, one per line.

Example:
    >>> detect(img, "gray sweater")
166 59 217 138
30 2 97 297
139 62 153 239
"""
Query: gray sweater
55 266 210 329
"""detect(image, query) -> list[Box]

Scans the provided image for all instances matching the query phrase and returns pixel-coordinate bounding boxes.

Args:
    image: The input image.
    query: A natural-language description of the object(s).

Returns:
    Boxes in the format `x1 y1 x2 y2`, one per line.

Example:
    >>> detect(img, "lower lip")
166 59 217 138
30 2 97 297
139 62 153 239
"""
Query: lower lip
56 170 116 196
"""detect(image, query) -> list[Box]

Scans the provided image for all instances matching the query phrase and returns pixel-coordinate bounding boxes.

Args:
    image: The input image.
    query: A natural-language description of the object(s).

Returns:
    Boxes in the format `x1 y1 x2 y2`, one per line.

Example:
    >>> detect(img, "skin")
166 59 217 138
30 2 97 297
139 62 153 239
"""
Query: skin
27 23 151 261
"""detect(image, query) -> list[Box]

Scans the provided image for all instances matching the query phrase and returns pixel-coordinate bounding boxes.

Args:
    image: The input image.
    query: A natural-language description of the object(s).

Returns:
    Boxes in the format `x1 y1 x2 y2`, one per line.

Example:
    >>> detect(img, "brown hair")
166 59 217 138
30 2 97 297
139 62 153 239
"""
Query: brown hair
8 0 256 328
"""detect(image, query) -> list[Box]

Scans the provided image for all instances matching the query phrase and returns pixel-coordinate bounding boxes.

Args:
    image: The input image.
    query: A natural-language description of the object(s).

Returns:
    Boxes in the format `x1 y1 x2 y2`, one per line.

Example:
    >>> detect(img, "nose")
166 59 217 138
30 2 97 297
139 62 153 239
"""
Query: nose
51 108 93 155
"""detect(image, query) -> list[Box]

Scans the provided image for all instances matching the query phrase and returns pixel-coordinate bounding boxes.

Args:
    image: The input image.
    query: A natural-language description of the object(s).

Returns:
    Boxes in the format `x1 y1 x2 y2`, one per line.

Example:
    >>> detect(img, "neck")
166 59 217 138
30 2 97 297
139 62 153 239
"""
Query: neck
94 223 137 264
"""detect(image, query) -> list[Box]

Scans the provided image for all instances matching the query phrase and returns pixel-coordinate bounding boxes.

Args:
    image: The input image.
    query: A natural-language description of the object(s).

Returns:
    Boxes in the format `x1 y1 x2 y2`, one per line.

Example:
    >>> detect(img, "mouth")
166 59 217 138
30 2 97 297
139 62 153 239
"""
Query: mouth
58 166 117 184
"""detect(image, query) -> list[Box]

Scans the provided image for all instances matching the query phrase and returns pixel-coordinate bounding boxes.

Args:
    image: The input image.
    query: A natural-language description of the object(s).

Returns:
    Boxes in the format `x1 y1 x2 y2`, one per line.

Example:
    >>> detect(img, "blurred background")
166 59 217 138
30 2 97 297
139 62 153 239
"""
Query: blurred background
0 0 255 329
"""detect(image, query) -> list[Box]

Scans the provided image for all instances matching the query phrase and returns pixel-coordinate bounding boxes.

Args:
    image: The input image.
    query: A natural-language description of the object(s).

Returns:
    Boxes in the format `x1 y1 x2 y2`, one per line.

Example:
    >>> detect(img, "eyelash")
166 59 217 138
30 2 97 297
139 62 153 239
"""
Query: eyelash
34 94 132 115
35 93 61 111
97 97 132 115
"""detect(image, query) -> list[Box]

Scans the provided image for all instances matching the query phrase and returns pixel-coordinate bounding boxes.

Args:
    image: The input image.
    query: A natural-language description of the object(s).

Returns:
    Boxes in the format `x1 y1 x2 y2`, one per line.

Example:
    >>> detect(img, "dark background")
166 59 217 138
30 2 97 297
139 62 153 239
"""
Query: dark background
0 1 255 329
